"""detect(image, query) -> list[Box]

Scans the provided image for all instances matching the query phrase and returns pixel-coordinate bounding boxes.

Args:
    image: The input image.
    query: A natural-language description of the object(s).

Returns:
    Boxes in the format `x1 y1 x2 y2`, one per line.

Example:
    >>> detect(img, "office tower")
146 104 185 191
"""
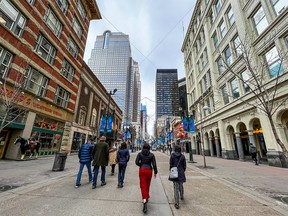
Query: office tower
88 31 140 125
155 69 180 119
182 0 288 167
178 78 188 113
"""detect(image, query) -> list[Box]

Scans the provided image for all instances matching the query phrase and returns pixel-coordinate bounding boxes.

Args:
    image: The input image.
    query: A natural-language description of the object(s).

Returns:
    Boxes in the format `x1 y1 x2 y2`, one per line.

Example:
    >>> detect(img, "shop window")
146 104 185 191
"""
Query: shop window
221 84 229 104
24 66 48 97
0 0 26 37
54 86 70 108
67 37 79 58
252 6 268 35
44 7 63 38
72 16 82 38
77 0 86 19
0 46 13 78
35 34 56 65
271 0 287 15
61 59 74 81
230 78 240 99
56 0 69 14
264 46 284 78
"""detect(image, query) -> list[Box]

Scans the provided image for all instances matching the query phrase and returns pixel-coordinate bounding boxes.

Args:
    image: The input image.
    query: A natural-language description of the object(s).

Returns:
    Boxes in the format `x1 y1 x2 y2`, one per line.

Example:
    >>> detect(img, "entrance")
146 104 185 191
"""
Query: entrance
0 131 10 159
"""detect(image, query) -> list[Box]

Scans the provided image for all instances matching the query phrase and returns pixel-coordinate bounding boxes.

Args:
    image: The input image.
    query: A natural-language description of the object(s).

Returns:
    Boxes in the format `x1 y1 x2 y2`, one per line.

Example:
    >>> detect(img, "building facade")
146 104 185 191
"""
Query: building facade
87 31 140 126
182 0 288 167
155 69 180 119
0 0 101 159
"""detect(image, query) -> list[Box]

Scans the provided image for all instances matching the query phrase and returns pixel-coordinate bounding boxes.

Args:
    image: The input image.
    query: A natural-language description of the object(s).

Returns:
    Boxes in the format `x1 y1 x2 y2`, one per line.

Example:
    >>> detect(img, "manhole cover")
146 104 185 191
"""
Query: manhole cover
0 184 19 192
272 196 288 204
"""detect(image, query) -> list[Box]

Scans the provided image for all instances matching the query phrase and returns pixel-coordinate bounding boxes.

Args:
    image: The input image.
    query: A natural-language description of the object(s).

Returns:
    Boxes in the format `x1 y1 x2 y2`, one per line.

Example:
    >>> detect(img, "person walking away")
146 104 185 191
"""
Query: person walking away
92 136 109 189
75 139 94 188
109 143 118 176
135 143 158 214
169 144 186 209
117 142 130 188
249 143 258 165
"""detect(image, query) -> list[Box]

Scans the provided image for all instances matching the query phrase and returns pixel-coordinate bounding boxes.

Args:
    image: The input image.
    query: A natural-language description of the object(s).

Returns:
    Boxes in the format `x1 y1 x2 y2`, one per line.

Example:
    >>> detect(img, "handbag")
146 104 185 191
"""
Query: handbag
169 156 182 179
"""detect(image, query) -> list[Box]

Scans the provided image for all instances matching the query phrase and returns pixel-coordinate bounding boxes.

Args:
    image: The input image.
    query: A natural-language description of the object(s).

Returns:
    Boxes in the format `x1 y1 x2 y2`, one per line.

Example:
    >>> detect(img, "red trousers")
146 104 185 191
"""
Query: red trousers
139 168 153 199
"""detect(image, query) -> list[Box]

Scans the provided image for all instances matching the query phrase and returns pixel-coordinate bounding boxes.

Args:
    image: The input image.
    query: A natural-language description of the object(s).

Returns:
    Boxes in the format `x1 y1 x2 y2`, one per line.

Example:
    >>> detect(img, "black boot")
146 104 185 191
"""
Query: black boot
143 202 147 213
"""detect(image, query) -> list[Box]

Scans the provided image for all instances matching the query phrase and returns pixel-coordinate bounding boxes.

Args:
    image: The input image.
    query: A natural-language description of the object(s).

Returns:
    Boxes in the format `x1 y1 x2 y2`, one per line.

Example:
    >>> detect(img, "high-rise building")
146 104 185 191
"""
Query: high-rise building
155 69 180 118
88 31 140 126
182 0 288 167
178 78 188 113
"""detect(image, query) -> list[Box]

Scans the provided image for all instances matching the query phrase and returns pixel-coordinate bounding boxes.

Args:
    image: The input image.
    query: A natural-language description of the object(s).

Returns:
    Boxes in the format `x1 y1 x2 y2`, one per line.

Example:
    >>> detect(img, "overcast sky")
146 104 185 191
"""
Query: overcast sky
83 0 195 135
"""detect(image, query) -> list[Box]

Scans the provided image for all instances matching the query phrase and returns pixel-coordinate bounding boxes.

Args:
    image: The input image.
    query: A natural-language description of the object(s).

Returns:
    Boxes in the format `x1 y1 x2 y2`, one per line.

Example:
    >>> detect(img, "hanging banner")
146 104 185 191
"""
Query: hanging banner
183 116 188 132
99 115 106 132
189 116 195 133
107 115 113 132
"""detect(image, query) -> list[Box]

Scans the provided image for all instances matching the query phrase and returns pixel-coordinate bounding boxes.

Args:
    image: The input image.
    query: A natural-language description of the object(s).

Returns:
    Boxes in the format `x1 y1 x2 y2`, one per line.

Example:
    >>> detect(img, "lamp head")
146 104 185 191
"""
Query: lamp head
113 88 117 94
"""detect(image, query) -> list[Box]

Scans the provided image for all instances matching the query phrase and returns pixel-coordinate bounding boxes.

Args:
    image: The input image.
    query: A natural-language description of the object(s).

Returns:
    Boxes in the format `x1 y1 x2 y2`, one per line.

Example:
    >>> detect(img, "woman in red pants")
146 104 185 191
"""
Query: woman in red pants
135 143 158 213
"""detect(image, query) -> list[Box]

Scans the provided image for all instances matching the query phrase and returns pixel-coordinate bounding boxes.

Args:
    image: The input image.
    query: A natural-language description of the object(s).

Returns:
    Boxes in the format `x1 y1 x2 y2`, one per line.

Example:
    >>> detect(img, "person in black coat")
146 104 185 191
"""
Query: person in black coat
169 144 186 209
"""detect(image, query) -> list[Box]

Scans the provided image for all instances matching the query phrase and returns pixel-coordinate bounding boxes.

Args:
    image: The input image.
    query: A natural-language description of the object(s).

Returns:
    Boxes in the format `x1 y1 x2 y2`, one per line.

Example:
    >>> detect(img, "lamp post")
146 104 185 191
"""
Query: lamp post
199 105 210 168
104 88 117 136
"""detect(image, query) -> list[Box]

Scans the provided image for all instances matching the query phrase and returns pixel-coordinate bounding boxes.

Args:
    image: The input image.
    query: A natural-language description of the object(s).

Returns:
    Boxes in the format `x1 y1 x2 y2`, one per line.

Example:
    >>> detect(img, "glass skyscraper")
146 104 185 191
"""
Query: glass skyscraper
88 31 140 124
155 69 179 118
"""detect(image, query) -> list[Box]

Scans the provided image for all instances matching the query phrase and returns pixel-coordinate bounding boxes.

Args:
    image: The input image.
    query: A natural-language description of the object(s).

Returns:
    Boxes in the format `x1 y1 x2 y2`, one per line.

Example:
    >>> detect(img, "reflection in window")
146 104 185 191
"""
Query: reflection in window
67 37 79 58
77 0 86 19
35 34 56 65
219 20 227 38
233 35 242 57
271 0 287 15
264 47 284 78
242 70 250 93
227 7 235 26
44 7 62 38
217 58 224 75
224 46 232 65
24 66 48 97
61 59 74 81
221 84 229 105
230 78 240 99
72 17 82 38
56 0 69 14
252 6 268 35
54 86 70 108
0 46 13 78
215 0 222 13
212 32 218 49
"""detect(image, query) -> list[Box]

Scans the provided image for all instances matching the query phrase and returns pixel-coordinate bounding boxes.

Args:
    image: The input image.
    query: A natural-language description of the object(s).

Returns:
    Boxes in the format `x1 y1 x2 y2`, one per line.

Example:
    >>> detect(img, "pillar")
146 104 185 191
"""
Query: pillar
215 136 221 158
235 132 244 161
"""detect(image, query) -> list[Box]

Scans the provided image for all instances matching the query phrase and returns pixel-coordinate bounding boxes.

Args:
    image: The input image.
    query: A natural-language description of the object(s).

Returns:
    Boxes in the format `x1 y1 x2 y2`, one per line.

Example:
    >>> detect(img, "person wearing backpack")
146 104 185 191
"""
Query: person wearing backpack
169 144 186 209
116 142 130 188
249 143 258 165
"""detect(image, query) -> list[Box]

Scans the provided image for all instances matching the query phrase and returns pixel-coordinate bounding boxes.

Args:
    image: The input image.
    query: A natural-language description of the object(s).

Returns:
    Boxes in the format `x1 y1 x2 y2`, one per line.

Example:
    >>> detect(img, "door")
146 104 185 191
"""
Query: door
0 131 10 159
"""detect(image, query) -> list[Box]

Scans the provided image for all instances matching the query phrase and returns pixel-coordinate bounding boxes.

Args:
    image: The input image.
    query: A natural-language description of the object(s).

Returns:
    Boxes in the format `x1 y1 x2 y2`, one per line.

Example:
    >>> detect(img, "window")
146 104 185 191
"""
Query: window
221 85 229 104
44 7 62 38
0 0 26 37
61 59 74 81
0 46 13 78
264 46 284 78
285 35 288 47
252 6 268 35
91 108 97 127
67 37 79 58
203 74 208 90
230 78 240 99
209 11 215 24
271 0 287 15
72 17 82 38
35 35 56 65
224 46 232 65
26 0 35 5
217 58 224 75
212 32 218 49
205 0 210 5
56 0 69 14
233 35 242 57
215 0 222 13
227 7 235 26
242 70 250 93
24 66 48 97
54 86 70 108
79 107 86 126
219 20 227 38
77 0 86 19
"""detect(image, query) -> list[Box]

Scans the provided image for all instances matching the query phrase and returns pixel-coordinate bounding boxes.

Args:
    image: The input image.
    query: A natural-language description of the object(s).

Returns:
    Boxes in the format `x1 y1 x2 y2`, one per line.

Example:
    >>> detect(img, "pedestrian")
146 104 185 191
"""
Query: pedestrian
91 136 109 189
169 144 186 209
75 139 94 188
249 143 258 165
135 143 158 214
117 142 130 188
109 142 118 176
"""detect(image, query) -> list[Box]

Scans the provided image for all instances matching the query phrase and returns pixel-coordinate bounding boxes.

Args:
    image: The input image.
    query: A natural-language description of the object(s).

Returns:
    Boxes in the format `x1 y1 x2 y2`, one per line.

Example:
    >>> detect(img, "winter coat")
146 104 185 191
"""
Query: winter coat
117 149 130 165
109 148 118 165
135 149 158 174
78 143 94 163
249 145 257 154
169 152 186 182
92 141 109 166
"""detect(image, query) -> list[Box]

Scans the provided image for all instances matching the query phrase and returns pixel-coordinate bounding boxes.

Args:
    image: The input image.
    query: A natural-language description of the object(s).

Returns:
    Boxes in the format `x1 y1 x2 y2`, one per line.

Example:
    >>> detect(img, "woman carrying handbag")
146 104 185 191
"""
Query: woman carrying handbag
168 144 186 209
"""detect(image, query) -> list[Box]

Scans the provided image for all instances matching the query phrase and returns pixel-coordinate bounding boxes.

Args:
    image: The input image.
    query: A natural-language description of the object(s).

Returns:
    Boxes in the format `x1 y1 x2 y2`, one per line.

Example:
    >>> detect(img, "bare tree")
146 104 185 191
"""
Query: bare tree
216 33 288 160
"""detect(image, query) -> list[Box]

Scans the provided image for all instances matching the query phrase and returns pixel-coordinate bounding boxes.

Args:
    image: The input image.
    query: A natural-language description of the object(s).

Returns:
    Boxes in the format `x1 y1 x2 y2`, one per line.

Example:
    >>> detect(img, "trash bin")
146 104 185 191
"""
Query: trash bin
52 152 68 171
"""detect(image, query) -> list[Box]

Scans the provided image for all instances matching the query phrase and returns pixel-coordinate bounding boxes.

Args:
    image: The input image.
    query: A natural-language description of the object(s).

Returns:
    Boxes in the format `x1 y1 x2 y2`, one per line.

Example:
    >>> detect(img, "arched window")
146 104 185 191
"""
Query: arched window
79 106 87 126
91 108 97 127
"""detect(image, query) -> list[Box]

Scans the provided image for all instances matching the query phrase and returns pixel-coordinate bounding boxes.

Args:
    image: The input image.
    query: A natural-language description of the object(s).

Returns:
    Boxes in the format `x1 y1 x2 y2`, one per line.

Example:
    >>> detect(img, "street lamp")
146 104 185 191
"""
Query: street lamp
104 88 117 136
199 105 210 168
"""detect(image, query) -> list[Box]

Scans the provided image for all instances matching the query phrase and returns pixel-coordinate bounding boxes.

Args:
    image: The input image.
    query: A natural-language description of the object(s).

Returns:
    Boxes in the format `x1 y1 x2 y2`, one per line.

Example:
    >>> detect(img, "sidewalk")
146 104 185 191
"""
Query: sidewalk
0 151 287 215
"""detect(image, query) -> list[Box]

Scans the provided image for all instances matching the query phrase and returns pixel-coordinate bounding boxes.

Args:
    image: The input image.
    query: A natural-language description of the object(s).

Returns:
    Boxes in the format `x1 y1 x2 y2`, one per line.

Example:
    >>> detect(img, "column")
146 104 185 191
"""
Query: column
235 132 244 161
215 136 221 158
209 137 214 157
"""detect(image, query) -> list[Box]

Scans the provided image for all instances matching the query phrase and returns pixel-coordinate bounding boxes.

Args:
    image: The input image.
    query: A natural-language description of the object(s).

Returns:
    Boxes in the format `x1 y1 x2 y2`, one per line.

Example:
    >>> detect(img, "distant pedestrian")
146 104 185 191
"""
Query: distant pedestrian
91 136 109 189
135 143 158 214
169 144 186 209
117 142 130 188
75 139 94 188
249 143 258 165
109 143 118 176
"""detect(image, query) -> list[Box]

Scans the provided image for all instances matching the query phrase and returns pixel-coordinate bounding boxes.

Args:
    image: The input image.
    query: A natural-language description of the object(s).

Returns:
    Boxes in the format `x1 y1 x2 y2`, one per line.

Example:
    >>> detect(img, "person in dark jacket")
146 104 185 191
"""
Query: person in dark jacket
169 144 186 209
91 136 109 189
135 143 158 214
117 142 130 188
75 139 94 188
249 143 258 165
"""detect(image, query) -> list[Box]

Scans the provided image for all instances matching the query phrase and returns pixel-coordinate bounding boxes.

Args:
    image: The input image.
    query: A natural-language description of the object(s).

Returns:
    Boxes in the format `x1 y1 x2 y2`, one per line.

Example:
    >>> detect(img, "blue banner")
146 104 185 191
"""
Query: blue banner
189 116 195 133
183 116 188 132
99 116 106 132
107 115 113 132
